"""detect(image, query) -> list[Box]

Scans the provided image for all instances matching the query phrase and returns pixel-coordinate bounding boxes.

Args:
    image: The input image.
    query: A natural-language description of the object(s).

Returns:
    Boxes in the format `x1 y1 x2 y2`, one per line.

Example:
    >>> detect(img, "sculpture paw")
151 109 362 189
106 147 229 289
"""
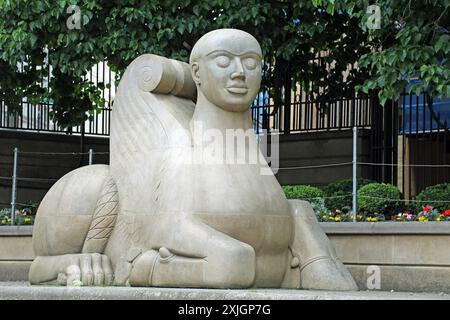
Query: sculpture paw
300 257 358 291
57 253 114 286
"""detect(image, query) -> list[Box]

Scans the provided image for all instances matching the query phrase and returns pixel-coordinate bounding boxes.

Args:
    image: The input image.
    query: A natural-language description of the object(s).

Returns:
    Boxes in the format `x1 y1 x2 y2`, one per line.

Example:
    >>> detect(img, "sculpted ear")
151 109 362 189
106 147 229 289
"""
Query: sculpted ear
191 62 201 86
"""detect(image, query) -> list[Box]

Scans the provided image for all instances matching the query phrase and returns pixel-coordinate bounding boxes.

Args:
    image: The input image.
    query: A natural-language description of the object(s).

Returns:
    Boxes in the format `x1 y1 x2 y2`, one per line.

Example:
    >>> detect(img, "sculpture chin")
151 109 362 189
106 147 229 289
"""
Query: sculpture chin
217 102 251 113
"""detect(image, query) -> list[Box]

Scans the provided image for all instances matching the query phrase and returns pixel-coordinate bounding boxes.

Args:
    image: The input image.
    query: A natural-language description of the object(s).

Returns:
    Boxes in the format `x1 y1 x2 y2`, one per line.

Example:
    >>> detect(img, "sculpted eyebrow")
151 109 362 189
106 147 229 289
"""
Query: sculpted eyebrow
206 50 261 58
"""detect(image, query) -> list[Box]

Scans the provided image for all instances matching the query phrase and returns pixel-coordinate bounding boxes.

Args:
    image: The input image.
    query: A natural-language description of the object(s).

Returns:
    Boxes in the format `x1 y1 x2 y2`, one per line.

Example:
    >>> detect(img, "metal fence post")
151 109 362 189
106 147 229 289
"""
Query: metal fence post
10 147 18 226
88 149 94 165
352 127 358 222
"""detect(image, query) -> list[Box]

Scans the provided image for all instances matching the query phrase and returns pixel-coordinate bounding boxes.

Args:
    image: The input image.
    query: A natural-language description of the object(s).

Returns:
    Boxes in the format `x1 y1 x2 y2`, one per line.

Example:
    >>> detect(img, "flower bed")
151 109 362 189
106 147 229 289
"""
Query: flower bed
318 205 450 222
284 181 450 223
0 204 38 226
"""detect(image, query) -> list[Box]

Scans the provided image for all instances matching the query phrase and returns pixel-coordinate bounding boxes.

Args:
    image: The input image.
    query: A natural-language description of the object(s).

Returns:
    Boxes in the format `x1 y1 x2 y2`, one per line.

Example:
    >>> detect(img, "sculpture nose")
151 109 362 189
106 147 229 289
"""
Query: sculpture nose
231 58 245 80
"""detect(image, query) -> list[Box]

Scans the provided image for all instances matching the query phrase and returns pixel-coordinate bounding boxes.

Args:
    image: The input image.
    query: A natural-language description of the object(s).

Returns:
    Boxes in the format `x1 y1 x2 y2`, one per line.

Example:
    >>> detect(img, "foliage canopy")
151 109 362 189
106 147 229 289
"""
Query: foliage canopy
0 0 448 127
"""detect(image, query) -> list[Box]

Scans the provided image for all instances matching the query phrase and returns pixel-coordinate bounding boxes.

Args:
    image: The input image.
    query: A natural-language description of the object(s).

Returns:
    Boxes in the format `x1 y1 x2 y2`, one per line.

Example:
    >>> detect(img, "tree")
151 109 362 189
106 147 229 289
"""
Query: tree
319 0 450 105
0 0 369 128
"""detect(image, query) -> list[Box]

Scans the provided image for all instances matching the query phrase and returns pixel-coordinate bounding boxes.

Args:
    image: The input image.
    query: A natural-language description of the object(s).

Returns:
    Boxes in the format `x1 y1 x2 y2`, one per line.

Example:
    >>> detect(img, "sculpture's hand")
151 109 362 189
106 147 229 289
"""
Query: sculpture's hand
55 253 114 286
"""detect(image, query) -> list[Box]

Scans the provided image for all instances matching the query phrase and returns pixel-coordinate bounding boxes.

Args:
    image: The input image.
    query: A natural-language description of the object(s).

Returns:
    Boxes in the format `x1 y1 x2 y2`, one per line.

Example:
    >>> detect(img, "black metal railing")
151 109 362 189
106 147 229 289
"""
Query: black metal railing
1 96 373 136
0 100 112 136
0 59 115 136
2 53 373 136
398 91 450 198
251 95 374 135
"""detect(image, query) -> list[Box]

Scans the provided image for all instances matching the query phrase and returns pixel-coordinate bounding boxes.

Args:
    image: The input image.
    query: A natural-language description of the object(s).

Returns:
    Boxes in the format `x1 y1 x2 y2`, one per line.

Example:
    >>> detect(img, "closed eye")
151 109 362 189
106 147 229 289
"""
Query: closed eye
242 57 258 70
215 55 231 68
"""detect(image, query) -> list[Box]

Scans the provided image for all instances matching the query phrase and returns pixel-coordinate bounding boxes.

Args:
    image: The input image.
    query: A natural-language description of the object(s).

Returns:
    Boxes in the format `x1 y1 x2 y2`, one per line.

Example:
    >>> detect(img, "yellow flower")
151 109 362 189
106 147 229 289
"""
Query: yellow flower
335 216 341 222
418 216 425 221
373 217 378 222
424 219 429 222
24 217 31 222
437 217 441 221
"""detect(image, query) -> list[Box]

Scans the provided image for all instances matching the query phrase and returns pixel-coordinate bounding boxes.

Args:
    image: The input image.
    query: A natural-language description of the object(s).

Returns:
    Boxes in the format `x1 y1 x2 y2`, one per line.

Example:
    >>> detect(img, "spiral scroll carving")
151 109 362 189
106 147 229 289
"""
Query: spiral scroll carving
132 54 196 100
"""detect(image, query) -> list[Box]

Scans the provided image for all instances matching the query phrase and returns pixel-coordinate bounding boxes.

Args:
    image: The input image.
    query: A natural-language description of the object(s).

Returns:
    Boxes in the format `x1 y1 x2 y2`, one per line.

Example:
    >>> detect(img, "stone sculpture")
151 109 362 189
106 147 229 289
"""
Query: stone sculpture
29 29 357 291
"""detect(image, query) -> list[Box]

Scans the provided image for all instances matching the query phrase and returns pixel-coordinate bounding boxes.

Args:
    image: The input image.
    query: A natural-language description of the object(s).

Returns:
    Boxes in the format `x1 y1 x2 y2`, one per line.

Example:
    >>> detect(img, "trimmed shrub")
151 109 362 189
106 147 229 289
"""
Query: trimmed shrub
282 185 326 215
415 183 450 212
323 178 374 211
357 183 402 216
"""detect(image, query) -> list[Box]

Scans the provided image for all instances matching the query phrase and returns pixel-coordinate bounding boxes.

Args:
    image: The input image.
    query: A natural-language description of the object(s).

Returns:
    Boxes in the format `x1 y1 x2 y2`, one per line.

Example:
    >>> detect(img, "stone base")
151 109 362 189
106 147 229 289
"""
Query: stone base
348 264 450 293
0 282 448 300
0 262 31 281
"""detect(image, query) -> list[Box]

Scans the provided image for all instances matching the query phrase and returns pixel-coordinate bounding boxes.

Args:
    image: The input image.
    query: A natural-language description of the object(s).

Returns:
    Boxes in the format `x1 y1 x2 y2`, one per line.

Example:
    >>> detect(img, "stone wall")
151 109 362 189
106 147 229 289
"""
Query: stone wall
0 226 33 281
2 223 450 294
323 222 450 293
275 129 372 187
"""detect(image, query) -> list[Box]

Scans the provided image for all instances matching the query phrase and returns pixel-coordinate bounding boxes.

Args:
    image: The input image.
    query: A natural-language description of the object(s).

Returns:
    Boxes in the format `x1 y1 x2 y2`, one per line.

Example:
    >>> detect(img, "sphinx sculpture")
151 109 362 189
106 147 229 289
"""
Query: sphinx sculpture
29 29 357 291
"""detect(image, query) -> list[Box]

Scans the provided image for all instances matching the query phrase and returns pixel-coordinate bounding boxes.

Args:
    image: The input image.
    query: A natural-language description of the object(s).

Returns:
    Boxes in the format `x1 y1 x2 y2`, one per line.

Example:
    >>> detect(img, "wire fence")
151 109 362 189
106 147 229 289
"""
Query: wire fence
1 148 110 225
301 194 450 203
278 162 450 171
1 134 450 225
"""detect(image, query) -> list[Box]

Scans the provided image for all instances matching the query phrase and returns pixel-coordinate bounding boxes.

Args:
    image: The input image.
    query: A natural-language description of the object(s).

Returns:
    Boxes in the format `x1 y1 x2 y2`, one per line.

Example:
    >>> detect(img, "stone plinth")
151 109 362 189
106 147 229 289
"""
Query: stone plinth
0 282 448 300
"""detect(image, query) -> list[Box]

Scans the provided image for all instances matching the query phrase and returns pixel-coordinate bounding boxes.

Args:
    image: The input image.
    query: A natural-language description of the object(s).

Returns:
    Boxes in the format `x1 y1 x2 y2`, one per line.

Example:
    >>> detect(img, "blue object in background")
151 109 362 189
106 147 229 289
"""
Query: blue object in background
252 91 270 133
401 95 450 133
400 79 450 133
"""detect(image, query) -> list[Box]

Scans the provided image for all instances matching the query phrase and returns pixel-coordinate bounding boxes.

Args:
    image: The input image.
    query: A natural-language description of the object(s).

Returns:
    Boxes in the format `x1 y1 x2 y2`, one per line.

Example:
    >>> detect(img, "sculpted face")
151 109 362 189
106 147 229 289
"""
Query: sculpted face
190 29 262 112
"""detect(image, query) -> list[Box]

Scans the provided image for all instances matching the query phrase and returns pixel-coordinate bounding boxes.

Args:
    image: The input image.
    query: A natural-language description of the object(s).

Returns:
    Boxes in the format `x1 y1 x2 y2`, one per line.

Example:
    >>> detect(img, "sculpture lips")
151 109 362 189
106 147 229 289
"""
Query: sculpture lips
226 87 249 94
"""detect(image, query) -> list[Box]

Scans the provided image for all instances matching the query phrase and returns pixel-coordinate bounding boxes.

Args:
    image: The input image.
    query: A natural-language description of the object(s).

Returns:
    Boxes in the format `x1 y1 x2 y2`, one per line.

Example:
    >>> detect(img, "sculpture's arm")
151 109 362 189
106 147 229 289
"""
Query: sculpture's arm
116 217 256 288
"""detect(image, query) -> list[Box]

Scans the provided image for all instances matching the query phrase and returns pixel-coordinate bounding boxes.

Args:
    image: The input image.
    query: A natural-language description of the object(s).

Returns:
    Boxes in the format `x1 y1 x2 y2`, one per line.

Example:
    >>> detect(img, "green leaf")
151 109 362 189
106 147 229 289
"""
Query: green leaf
29 34 38 47
193 6 200 16
420 65 428 77
177 24 185 34
435 34 449 52
379 95 388 106
398 50 406 62
187 22 193 33
387 53 396 66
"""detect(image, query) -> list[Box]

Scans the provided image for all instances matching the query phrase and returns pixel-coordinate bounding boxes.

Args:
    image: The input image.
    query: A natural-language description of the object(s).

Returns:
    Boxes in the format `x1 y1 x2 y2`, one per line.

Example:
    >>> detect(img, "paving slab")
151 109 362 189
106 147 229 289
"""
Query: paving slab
0 282 448 300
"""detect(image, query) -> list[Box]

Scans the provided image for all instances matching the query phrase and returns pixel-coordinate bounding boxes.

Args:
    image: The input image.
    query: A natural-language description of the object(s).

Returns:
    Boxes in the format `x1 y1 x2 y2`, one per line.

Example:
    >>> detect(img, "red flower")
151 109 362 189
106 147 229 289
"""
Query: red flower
423 205 431 213
442 209 450 217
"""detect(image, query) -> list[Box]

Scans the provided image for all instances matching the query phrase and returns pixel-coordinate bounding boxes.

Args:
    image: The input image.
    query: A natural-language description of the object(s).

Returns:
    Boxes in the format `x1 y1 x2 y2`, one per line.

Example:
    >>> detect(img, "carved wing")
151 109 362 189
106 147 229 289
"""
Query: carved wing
109 54 197 213
111 54 196 162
